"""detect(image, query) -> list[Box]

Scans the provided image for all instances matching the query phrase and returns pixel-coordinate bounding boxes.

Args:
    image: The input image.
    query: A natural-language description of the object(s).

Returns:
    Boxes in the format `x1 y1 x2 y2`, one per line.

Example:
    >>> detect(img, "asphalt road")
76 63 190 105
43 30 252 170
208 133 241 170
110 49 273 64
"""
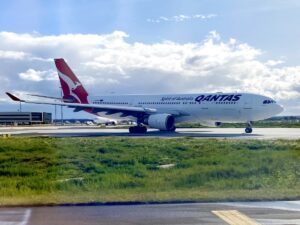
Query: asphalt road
3 201 300 225
0 126 299 139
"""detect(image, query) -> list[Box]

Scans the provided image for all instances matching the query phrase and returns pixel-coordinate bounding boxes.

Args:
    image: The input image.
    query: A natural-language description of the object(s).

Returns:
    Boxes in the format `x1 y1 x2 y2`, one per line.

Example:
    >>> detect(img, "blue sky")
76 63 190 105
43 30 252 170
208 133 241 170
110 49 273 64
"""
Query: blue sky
0 0 299 118
1 0 299 63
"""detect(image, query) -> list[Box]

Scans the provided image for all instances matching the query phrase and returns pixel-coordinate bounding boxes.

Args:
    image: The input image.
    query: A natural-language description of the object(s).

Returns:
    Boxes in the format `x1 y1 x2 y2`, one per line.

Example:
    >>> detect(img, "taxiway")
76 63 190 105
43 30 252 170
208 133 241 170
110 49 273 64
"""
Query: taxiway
2 201 300 225
0 126 299 139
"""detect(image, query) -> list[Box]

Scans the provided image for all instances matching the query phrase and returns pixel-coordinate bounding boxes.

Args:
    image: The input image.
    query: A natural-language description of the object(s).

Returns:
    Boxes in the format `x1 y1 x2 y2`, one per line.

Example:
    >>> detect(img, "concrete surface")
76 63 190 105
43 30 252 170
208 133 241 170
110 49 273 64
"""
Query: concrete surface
2 201 300 225
0 126 299 139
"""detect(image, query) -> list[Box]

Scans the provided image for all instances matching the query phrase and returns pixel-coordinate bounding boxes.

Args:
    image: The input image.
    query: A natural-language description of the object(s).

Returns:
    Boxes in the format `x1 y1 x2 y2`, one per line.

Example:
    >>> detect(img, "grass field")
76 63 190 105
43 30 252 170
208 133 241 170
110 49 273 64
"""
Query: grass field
0 137 300 206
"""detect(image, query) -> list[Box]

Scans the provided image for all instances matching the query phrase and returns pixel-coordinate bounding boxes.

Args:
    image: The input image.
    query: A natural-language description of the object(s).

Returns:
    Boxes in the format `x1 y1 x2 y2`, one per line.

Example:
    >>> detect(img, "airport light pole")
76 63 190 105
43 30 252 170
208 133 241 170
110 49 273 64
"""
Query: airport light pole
54 104 57 125
60 87 64 125
61 104 63 125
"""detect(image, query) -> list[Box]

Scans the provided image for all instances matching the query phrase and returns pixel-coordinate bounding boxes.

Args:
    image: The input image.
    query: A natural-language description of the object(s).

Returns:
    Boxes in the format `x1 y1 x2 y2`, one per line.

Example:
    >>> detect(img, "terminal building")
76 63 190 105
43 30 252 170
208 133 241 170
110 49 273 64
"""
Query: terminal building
0 112 52 125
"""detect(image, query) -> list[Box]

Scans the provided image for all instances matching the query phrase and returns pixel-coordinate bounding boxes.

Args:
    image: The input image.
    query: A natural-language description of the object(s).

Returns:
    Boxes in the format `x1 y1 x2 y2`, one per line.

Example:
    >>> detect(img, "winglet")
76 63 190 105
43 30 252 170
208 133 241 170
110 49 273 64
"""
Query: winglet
6 92 22 101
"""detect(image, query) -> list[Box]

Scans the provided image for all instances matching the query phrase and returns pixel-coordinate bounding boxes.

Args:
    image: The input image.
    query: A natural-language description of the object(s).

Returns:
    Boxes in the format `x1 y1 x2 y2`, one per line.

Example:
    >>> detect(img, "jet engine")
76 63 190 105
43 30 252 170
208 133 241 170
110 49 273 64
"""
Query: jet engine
200 121 222 127
146 114 175 131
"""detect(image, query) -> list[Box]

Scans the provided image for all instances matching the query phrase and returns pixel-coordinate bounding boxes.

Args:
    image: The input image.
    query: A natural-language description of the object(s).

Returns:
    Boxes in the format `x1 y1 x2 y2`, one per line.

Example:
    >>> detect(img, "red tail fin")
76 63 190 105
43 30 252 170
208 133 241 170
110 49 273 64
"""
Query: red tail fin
54 58 89 104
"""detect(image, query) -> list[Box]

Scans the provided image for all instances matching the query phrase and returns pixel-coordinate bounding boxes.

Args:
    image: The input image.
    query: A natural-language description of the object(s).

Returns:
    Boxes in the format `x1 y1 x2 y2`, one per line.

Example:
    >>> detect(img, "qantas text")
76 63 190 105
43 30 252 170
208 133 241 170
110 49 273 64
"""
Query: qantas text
195 94 242 103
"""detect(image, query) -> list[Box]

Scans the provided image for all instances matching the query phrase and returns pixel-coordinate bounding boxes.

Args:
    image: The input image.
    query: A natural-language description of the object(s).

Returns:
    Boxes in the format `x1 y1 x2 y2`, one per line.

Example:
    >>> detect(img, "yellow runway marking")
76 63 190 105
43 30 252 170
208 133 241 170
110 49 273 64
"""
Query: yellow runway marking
212 210 261 225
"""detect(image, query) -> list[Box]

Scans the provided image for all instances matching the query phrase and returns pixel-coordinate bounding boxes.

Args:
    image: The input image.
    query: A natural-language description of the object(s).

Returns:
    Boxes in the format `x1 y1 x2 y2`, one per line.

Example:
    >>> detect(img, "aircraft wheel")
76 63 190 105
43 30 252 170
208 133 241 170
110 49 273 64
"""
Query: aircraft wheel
129 126 147 134
245 127 253 134
170 126 176 132
160 127 176 132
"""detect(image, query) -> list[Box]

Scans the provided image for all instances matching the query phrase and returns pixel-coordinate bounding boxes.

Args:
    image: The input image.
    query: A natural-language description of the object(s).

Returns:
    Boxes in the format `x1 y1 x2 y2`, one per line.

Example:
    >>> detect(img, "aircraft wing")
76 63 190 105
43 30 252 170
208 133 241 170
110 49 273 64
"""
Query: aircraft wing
26 94 73 102
6 92 157 117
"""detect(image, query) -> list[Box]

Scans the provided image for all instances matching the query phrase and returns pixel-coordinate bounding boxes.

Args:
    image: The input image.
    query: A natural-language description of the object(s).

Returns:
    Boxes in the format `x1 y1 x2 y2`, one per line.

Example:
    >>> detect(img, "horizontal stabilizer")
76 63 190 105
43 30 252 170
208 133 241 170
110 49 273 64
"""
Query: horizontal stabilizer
6 92 22 102
27 94 73 102
73 107 84 112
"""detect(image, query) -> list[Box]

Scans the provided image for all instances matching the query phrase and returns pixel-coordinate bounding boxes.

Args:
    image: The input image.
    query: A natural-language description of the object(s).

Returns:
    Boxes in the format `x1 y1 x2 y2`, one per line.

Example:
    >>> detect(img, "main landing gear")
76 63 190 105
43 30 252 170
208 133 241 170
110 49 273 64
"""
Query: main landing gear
245 122 253 134
169 126 176 132
129 125 147 134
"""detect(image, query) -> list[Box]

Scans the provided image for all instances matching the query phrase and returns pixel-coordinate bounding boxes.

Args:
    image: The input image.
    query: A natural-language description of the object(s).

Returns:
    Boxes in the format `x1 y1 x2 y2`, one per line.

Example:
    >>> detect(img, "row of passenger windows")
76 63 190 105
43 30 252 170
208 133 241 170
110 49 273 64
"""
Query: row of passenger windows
138 102 200 105
263 100 276 104
137 101 238 105
138 102 181 105
216 102 238 104
92 101 238 105
93 101 129 105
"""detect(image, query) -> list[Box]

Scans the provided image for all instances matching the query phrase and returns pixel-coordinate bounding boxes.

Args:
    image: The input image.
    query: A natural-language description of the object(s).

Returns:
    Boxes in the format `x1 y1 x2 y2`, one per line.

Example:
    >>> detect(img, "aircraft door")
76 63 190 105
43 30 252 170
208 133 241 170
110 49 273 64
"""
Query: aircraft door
242 95 253 121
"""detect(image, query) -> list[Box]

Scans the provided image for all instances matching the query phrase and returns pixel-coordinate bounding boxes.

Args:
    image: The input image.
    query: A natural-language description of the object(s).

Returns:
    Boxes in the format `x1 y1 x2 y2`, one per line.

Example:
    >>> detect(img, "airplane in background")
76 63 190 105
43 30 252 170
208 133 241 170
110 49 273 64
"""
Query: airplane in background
93 116 118 126
6 58 283 134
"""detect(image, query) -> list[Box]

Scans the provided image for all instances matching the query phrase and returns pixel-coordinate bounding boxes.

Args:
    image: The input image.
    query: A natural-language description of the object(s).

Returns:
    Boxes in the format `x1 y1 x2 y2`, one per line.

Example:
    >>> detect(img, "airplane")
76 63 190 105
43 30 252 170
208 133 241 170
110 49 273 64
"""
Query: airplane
93 116 118 126
6 58 284 134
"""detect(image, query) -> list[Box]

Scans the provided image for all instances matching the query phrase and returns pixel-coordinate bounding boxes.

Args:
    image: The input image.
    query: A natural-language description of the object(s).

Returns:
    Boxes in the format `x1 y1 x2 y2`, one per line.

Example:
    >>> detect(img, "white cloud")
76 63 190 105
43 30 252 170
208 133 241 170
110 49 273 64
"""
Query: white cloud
19 69 57 82
265 60 284 66
0 50 28 60
0 30 299 115
147 14 217 23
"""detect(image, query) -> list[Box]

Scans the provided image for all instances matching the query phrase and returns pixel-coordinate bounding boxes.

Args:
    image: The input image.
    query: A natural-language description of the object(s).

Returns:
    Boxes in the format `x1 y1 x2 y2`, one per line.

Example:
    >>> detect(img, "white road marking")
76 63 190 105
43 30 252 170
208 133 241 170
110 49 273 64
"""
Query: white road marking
257 219 300 225
0 209 31 225
222 201 300 212
20 209 31 225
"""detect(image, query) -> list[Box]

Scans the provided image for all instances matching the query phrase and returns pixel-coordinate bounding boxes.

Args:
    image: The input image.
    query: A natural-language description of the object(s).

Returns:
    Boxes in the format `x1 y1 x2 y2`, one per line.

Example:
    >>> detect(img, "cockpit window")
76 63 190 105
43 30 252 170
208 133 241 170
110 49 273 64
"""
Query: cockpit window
263 100 276 104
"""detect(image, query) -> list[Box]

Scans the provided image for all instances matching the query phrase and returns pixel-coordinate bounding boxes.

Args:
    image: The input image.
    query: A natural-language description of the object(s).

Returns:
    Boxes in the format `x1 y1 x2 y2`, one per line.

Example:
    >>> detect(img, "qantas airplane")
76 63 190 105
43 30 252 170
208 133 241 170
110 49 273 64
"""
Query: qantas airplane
6 58 283 134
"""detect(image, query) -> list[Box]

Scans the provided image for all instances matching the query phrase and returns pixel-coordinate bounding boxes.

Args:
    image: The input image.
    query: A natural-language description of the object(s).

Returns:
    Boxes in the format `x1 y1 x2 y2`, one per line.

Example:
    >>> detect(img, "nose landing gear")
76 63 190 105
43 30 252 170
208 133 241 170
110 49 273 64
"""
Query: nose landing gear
245 127 253 133
245 122 253 134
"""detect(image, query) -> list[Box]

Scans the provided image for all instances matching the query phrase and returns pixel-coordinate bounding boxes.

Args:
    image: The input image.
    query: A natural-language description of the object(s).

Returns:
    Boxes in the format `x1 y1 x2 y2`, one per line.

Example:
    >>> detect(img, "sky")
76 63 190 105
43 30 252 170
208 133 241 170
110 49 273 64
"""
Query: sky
0 0 299 118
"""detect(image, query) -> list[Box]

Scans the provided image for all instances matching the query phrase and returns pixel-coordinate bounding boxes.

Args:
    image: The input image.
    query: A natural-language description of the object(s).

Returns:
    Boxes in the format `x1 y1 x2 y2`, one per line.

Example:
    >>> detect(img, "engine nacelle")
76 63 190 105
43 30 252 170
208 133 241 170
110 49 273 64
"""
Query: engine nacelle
200 121 222 127
146 114 175 131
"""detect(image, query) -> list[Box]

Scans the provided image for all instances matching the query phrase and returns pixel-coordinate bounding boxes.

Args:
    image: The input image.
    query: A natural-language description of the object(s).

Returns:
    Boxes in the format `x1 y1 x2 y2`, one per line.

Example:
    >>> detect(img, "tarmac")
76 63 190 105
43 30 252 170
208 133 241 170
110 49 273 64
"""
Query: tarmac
2 201 300 225
0 126 299 139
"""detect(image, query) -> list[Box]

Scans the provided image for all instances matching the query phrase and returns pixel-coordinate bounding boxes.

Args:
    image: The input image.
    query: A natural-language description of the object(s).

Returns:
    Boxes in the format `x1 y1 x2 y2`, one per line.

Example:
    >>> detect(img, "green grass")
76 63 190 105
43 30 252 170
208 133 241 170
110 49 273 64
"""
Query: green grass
0 137 300 205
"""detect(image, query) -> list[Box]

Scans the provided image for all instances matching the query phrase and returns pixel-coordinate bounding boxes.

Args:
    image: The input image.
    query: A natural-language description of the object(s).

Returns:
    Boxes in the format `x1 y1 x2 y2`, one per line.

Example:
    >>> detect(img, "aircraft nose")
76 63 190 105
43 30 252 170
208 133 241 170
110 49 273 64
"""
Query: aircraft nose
275 104 284 114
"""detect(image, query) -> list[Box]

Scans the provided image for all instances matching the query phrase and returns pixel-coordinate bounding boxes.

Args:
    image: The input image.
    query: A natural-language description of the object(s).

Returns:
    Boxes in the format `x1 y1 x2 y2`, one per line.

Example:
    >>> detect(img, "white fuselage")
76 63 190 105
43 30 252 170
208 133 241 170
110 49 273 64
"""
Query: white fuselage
88 93 283 124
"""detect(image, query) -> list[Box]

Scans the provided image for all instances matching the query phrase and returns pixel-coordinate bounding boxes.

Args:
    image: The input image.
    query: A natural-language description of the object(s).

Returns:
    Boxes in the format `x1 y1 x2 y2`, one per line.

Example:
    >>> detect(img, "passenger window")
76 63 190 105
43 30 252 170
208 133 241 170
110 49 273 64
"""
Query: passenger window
263 100 275 104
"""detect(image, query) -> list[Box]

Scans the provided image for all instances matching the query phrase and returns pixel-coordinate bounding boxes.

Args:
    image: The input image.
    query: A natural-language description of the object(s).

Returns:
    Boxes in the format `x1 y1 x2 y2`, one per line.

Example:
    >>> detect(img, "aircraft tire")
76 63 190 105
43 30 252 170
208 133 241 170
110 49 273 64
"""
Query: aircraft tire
129 126 147 134
160 127 176 132
245 127 253 133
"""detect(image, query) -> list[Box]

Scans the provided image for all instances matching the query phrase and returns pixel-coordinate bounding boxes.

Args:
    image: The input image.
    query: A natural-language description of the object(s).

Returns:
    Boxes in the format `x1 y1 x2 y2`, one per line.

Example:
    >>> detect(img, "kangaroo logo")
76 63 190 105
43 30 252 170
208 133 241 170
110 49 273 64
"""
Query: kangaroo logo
58 71 82 103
